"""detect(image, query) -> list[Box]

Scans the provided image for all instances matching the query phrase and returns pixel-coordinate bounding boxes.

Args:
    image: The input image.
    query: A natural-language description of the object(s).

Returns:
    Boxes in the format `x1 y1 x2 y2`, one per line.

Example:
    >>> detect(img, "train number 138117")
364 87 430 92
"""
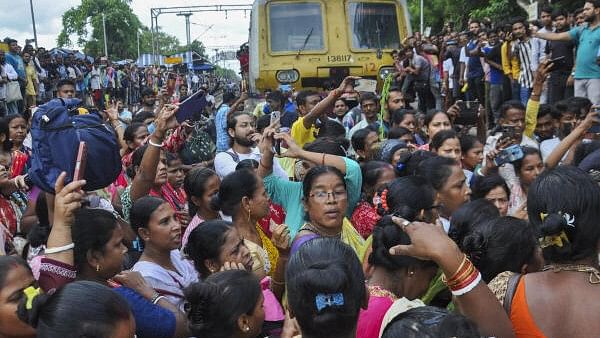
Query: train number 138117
327 55 353 63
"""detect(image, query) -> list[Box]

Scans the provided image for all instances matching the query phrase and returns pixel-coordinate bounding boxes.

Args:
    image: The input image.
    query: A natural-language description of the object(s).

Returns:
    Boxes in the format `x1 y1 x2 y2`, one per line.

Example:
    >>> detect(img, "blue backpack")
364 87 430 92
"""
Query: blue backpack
28 98 121 193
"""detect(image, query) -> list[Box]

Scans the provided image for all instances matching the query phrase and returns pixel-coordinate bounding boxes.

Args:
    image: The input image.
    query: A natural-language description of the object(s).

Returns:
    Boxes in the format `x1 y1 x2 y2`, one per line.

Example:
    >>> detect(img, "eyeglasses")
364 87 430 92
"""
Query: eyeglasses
309 190 348 202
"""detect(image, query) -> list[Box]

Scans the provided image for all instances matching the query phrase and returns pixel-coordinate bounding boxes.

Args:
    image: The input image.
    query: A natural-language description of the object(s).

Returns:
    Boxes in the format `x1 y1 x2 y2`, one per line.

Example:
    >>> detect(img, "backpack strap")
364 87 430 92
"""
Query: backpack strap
503 273 522 315
225 151 240 163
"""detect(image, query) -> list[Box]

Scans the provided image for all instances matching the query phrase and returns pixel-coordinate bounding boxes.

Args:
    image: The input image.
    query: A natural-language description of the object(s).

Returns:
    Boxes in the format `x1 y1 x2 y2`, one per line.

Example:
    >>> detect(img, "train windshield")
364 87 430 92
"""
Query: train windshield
348 2 401 50
269 2 324 52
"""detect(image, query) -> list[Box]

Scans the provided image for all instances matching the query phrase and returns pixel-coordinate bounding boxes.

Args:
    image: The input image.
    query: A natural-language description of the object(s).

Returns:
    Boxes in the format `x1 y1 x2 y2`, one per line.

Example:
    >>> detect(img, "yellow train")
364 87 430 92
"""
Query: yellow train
248 0 412 94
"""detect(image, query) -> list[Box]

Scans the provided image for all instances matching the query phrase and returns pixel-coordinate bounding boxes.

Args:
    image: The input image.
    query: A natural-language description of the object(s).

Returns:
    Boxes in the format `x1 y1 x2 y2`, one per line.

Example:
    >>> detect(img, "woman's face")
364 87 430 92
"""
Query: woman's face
438 165 471 216
427 113 452 139
96 225 128 279
399 113 417 133
435 138 462 163
333 99 349 117
216 227 253 273
145 203 181 251
248 177 270 220
130 126 149 149
0 265 36 337
518 154 544 188
485 186 509 216
305 173 348 231
197 175 220 218
462 141 484 171
9 117 27 146
154 152 168 186
167 159 185 190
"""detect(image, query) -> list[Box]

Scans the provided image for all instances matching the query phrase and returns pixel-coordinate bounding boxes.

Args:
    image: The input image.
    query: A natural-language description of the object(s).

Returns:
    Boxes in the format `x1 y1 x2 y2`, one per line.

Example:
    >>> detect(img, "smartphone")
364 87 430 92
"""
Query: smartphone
270 111 281 127
454 100 479 126
500 125 517 140
494 144 524 167
548 56 566 64
353 79 377 93
73 141 87 182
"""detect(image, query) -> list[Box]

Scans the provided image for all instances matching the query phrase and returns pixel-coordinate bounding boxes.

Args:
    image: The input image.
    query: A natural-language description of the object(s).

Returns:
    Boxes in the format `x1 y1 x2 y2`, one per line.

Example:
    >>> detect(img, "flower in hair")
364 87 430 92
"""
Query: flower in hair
381 189 389 212
539 230 569 249
23 286 41 310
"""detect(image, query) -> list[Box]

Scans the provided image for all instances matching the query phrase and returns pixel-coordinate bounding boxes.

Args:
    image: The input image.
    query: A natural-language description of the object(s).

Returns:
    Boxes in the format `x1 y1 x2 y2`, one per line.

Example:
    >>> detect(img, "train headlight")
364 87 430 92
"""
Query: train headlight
379 67 395 80
276 69 299 83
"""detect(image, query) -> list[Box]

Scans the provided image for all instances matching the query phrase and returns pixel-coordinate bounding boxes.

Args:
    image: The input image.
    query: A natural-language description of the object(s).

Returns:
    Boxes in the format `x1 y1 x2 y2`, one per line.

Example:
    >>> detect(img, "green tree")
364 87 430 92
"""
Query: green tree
138 28 181 56
407 0 526 35
214 65 239 81
58 0 142 59
174 40 207 58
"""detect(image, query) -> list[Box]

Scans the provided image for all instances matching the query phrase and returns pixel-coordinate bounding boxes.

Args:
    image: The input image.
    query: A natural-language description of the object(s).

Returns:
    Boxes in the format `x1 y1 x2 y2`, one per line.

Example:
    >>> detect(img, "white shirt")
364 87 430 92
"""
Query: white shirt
443 58 455 89
540 137 568 163
214 147 288 179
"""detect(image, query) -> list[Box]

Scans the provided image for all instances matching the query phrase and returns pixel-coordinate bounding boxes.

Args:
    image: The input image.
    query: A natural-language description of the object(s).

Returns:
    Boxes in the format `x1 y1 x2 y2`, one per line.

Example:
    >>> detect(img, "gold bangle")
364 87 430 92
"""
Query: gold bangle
441 254 467 284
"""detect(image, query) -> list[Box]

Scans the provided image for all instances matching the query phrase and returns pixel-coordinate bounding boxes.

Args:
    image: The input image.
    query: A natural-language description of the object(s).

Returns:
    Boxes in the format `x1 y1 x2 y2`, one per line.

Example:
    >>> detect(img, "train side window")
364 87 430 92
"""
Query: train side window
347 2 401 50
268 2 325 52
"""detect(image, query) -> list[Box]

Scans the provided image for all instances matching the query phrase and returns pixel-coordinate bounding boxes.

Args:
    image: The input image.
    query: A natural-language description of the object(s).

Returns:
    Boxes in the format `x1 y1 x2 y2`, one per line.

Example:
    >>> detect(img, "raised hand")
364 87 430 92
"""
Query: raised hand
53 172 87 227
271 223 291 254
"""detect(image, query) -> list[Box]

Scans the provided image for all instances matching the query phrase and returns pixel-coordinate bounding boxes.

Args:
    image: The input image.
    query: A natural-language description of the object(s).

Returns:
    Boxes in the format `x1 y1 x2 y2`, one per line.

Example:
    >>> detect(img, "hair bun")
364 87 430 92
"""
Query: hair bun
184 282 220 330
540 213 568 236
461 232 487 265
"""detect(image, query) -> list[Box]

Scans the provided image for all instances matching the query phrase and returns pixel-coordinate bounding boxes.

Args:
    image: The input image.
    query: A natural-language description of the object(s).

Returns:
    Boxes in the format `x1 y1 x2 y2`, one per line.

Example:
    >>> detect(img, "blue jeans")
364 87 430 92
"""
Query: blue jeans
519 86 532 106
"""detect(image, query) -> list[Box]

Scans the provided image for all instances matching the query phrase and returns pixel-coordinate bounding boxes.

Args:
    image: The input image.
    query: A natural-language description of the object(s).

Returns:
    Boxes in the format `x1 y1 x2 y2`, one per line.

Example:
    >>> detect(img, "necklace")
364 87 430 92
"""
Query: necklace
301 223 341 238
367 284 398 301
542 264 600 284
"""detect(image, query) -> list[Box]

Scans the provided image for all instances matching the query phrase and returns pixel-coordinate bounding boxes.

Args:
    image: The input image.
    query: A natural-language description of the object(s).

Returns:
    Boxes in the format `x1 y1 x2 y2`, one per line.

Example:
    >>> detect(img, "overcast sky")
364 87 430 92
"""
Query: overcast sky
3 0 251 68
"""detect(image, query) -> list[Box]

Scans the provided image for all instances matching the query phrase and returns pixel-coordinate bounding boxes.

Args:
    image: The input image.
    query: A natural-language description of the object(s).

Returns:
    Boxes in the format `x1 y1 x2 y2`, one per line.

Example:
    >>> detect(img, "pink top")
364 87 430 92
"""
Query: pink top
356 295 395 338
181 215 204 249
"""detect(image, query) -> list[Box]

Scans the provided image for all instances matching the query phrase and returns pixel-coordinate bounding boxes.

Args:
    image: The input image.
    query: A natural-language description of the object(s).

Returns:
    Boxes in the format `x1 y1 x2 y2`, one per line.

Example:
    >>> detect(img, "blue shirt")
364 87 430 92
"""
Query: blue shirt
5 52 25 79
569 24 600 79
483 45 504 85
113 287 176 338
466 40 484 78
215 103 230 152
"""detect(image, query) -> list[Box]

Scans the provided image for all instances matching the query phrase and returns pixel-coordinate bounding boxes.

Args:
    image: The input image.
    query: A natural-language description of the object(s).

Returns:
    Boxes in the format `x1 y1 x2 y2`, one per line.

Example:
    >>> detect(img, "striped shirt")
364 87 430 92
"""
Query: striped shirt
513 38 540 89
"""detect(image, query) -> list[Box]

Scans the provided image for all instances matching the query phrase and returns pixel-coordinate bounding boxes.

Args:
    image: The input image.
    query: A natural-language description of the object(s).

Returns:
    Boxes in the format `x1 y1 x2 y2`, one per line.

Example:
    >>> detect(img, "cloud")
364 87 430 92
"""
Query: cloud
5 0 251 70
1 0 79 45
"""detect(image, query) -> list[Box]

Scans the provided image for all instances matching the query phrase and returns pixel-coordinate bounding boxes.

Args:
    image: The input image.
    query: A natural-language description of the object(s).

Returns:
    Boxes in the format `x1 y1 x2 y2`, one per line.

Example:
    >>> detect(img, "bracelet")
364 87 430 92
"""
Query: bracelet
322 153 326 166
148 139 163 148
45 243 75 254
153 295 166 305
150 292 164 304
451 272 482 296
441 254 467 284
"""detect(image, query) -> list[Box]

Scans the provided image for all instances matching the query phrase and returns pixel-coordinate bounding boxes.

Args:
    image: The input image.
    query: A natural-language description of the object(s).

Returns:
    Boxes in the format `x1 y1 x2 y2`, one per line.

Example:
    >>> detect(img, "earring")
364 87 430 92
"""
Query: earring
247 208 252 223
409 271 415 276
244 326 251 332
96 265 100 272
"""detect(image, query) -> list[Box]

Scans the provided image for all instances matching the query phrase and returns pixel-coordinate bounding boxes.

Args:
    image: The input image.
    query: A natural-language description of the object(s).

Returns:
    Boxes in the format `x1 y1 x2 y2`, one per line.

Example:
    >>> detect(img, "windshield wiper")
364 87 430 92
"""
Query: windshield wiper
375 20 383 59
296 27 314 59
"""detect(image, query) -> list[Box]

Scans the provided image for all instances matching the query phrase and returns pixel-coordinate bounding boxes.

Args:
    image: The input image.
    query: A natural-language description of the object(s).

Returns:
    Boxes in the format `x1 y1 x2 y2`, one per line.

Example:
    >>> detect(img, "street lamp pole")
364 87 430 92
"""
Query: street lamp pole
420 0 424 35
28 0 38 48
102 13 108 57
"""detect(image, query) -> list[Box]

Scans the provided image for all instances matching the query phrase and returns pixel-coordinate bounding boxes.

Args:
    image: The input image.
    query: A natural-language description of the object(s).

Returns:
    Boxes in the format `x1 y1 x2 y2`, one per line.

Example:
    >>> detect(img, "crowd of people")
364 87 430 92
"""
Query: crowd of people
0 1 600 338
0 38 222 117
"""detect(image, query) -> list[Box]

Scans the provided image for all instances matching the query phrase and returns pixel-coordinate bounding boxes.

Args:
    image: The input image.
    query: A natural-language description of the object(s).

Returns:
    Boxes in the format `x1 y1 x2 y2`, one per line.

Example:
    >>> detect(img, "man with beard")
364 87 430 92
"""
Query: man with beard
536 0 600 105
214 111 288 179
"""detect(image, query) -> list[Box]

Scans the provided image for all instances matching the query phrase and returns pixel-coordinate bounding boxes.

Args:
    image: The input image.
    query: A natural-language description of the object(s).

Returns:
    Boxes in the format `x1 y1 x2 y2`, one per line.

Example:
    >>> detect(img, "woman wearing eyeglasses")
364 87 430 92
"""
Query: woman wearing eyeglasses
257 128 365 258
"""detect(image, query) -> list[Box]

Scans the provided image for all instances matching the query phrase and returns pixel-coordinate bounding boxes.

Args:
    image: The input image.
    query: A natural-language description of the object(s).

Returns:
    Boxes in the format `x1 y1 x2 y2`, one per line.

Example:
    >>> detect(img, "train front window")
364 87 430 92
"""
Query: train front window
269 2 324 52
348 2 401 50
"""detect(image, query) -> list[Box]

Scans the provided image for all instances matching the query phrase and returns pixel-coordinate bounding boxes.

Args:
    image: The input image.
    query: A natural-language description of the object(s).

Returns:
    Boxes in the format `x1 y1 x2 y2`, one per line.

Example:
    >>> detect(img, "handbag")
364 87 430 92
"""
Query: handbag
6 81 22 103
